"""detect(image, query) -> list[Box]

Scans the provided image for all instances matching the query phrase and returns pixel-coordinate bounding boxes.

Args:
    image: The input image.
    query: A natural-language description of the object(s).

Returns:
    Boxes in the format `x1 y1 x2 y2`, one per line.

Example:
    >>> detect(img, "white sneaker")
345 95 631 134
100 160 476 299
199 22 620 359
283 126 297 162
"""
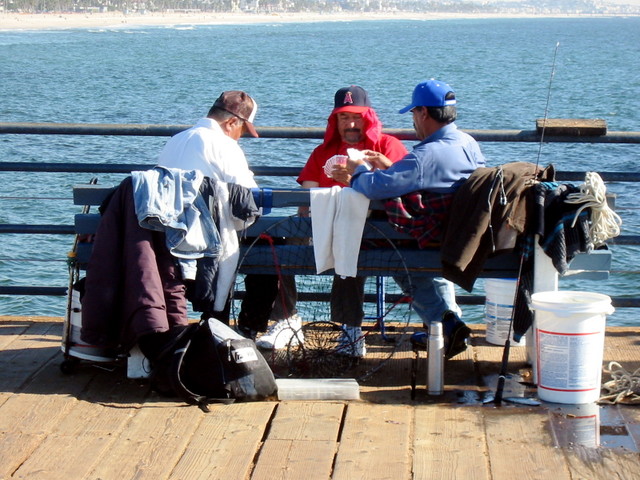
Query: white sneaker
336 325 366 358
255 315 304 350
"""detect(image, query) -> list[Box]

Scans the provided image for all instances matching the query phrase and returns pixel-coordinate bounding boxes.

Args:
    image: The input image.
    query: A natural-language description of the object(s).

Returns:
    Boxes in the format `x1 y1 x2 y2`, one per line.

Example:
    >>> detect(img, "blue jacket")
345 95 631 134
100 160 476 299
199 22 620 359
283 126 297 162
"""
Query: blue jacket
131 166 222 280
350 123 486 199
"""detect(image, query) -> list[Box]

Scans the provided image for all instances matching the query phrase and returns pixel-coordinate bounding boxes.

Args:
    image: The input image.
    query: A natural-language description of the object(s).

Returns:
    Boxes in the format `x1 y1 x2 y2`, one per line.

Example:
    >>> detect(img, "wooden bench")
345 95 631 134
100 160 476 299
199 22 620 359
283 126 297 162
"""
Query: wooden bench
70 182 613 390
72 184 612 279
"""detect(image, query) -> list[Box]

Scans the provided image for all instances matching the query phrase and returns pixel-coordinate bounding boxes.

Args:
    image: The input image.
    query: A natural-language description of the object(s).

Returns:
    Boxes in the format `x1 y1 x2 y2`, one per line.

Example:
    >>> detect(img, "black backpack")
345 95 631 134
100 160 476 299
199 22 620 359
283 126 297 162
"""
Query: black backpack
151 318 278 412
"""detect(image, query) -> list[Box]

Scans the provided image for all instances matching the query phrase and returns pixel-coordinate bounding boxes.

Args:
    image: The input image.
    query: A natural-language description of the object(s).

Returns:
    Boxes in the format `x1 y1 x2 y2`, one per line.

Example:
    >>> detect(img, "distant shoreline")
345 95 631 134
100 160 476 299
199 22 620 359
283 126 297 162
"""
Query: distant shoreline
1 11 634 31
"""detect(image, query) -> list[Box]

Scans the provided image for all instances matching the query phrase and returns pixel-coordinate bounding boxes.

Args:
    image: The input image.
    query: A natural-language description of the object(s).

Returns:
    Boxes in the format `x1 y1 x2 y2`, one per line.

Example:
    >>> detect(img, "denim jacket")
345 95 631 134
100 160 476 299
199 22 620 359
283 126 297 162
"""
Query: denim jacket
131 166 221 279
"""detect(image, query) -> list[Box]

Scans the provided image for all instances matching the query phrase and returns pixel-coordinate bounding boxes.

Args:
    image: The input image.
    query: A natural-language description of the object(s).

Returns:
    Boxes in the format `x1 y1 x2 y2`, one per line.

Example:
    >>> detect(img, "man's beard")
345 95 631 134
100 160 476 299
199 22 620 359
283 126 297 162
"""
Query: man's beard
343 129 362 144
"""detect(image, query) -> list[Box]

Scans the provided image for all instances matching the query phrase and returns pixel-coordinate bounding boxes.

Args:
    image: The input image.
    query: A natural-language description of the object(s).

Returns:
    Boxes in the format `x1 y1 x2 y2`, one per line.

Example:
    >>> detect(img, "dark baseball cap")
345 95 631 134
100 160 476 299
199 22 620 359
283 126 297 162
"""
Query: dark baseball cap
212 91 259 137
333 85 371 114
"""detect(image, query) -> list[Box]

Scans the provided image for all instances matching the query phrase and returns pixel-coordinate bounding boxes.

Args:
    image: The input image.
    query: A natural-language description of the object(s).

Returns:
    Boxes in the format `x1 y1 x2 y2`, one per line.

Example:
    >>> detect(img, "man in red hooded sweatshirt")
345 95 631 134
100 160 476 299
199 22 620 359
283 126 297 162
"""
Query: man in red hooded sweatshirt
253 86 408 357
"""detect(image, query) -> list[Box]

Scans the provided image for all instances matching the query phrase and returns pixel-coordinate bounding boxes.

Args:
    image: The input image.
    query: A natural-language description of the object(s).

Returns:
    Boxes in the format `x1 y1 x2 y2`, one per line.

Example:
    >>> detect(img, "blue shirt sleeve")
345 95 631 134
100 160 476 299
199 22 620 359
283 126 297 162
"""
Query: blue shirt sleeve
350 153 424 200
349 125 486 200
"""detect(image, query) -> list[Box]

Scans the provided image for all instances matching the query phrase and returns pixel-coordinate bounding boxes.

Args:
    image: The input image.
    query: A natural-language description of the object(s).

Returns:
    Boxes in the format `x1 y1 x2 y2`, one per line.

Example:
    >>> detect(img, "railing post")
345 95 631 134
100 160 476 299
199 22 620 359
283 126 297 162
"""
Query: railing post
529 237 559 384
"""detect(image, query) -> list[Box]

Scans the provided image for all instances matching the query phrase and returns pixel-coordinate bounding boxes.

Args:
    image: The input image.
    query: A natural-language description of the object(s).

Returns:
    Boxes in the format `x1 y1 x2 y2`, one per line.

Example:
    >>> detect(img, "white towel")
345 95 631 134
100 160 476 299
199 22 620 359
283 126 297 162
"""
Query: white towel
311 187 370 277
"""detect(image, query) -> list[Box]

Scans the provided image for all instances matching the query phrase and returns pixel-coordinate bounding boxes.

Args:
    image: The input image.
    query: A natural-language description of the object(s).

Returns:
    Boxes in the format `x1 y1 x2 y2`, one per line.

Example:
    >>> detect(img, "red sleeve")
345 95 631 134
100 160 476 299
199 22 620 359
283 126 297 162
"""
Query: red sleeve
378 135 409 163
297 146 326 185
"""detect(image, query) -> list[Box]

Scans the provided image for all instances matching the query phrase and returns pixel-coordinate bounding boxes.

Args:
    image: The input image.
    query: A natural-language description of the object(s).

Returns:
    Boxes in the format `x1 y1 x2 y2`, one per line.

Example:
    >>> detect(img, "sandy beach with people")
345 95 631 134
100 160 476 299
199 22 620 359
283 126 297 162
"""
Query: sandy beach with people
0 10 607 31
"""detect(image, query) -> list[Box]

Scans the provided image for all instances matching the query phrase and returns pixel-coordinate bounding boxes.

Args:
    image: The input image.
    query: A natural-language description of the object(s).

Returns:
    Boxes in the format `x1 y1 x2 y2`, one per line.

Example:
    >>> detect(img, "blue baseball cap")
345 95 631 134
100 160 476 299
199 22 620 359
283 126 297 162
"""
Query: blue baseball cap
398 79 456 114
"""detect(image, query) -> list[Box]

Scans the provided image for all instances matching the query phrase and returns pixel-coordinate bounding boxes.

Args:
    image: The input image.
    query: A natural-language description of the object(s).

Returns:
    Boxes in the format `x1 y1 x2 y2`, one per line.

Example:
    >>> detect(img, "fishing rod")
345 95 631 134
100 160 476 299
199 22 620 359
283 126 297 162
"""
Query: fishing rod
493 42 560 406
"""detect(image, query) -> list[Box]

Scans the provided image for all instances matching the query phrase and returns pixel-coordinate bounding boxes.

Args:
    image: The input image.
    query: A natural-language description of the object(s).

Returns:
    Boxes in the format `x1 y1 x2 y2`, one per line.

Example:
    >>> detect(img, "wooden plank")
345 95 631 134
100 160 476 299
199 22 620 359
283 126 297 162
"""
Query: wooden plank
10 434 113 480
54 371 150 437
242 216 409 240
602 327 640 372
333 403 412 480
75 241 93 267
2 323 640 480
0 321 62 391
266 402 344 441
0 432 46 479
74 212 101 234
73 184 115 205
536 118 607 136
562 446 640 479
252 438 337 480
168 402 276 480
0 320 80 443
567 250 612 271
484 408 571 480
413 405 490 479
0 393 79 434
0 318 31 350
73 186 348 210
86 403 205 480
0 357 99 435
251 402 343 480
238 244 522 278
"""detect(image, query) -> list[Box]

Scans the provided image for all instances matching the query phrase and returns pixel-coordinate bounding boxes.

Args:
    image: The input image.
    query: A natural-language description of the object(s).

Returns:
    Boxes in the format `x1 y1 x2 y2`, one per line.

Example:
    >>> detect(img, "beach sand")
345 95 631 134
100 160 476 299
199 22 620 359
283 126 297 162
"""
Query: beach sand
0 11 586 31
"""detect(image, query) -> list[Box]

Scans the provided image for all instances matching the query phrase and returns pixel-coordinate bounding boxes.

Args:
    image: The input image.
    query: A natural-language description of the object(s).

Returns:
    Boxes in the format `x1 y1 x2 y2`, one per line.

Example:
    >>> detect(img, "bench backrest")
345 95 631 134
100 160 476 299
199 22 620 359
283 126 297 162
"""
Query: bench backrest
72 183 611 282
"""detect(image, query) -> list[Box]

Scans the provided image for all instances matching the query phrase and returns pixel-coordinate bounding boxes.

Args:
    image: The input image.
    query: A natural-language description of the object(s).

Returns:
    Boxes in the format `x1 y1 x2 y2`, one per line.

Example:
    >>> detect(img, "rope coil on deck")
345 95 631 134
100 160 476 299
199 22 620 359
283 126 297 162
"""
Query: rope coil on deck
598 361 640 404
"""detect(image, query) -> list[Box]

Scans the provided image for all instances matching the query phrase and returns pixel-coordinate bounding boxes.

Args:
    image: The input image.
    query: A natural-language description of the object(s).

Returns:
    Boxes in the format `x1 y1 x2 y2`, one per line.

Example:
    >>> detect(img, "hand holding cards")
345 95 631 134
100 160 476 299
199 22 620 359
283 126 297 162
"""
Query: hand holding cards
323 155 348 178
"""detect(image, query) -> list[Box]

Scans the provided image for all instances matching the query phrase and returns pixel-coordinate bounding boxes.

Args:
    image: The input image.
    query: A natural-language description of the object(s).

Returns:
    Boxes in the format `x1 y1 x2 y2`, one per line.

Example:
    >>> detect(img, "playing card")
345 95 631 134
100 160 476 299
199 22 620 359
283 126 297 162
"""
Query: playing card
323 154 348 178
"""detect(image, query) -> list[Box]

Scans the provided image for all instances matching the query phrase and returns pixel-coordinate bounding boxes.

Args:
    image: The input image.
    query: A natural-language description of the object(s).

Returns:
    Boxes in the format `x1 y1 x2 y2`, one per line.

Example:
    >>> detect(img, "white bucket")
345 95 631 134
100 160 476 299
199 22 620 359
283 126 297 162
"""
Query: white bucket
61 287 116 362
531 291 614 404
484 279 525 346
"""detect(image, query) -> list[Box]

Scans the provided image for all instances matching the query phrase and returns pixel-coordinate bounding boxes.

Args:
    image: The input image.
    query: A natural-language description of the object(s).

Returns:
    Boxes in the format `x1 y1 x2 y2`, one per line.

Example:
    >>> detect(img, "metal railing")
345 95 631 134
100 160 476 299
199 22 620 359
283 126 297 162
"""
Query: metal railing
0 122 638 310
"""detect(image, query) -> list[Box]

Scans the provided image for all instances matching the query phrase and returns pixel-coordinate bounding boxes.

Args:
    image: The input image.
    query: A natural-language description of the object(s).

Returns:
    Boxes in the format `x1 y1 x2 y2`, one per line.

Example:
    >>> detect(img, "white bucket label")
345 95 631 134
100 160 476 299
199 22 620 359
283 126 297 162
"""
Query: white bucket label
537 329 603 392
484 279 524 346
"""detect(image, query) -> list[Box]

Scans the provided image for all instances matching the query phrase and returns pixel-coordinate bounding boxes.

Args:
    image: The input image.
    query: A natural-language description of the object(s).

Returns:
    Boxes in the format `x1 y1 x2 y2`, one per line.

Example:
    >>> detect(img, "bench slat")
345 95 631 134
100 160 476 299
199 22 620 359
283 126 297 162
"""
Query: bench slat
73 185 388 209
71 185 612 281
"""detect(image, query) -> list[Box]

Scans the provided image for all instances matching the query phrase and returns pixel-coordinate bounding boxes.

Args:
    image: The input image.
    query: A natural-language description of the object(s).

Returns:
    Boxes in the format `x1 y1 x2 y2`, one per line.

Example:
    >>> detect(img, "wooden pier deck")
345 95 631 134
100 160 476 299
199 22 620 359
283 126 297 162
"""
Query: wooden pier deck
1 315 639 480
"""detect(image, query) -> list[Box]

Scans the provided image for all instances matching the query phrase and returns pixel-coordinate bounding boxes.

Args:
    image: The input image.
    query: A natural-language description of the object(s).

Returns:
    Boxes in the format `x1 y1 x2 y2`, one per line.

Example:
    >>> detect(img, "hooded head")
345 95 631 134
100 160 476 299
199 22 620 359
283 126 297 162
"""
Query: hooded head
323 85 382 147
332 86 371 114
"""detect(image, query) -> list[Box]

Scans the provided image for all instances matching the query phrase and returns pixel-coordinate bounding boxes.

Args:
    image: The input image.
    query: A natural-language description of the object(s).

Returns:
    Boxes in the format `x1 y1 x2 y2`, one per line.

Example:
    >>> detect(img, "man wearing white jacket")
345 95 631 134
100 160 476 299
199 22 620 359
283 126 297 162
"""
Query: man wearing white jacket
158 90 260 319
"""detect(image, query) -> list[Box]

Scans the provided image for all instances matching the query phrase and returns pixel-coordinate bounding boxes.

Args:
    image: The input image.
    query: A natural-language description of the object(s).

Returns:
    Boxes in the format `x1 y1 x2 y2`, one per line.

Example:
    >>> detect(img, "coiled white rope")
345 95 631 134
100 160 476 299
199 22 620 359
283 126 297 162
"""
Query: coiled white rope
565 171 622 246
599 361 640 404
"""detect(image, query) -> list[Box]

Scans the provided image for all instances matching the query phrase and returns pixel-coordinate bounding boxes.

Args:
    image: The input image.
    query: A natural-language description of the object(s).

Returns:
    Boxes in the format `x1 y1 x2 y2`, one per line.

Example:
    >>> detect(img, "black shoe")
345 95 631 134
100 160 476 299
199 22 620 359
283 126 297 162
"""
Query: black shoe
445 321 471 359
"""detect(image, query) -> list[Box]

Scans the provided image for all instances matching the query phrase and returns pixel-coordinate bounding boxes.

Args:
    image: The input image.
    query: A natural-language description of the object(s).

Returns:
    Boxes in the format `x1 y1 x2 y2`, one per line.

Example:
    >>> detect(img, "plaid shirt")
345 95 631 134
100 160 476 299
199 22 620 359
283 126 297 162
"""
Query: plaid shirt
384 191 454 248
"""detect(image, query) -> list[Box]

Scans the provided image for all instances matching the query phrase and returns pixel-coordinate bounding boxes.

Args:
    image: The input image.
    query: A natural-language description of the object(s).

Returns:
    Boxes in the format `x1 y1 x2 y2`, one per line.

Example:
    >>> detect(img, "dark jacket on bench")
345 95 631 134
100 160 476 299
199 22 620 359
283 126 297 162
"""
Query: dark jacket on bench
81 177 188 351
441 162 554 292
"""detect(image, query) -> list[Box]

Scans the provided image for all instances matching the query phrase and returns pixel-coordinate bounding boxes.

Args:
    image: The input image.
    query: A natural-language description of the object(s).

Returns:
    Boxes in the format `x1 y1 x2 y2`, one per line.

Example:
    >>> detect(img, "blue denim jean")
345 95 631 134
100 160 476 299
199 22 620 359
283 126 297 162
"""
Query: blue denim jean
394 275 461 328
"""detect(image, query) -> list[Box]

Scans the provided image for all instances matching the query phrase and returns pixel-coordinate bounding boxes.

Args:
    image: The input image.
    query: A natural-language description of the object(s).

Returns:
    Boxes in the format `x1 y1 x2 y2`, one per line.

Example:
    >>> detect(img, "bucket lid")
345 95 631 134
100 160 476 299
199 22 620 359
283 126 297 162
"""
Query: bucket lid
530 290 614 315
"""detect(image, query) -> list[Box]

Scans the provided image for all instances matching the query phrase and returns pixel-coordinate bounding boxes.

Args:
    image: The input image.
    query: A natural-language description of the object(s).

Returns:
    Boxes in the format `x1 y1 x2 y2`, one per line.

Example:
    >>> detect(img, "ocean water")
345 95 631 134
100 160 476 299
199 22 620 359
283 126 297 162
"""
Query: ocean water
0 17 639 325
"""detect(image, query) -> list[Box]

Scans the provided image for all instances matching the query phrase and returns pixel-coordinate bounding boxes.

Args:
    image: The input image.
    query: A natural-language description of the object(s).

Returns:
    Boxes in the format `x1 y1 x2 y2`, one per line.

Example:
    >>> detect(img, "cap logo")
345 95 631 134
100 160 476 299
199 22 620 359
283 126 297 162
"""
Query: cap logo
343 91 354 105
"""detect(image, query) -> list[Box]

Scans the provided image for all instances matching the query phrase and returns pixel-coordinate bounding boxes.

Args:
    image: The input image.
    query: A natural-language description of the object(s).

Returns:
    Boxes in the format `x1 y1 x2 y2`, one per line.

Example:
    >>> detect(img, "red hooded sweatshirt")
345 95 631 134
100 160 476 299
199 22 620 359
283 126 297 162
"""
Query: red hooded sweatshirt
297 107 408 188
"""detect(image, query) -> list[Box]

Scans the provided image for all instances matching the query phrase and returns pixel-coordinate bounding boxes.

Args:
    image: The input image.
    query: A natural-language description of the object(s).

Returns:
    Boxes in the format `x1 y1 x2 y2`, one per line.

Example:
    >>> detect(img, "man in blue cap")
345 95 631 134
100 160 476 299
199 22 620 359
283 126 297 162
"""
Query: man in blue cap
335 79 486 358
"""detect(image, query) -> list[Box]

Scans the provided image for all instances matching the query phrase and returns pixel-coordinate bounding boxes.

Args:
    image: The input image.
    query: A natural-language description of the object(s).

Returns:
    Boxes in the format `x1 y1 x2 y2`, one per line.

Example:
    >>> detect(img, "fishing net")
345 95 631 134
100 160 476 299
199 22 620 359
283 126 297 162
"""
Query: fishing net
232 215 415 381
